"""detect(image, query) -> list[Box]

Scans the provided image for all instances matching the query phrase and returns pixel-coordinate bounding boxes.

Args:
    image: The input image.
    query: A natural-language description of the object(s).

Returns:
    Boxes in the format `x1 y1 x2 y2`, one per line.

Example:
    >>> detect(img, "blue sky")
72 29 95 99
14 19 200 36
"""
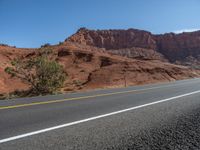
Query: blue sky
0 0 200 48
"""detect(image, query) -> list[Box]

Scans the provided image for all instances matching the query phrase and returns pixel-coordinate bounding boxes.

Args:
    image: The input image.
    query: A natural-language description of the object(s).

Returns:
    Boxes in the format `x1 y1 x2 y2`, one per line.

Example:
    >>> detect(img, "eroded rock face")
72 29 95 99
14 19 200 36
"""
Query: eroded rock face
67 28 200 64
109 47 167 61
155 32 200 62
68 28 157 50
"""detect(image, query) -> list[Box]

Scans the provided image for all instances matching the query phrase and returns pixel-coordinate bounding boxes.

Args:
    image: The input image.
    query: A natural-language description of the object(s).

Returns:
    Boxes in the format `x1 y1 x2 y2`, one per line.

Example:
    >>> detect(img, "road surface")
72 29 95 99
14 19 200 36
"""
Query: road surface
1 78 200 149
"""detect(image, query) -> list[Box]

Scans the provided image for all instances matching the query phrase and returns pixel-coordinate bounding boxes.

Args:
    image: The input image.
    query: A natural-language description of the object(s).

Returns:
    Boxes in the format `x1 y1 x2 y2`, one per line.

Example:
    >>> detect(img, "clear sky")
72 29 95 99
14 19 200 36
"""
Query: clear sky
0 0 200 48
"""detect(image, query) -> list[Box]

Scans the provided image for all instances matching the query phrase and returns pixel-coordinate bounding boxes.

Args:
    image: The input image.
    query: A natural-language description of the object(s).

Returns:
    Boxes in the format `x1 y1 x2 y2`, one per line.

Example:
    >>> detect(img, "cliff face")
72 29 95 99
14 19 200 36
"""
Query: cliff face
67 28 200 65
68 28 157 50
109 47 167 61
156 32 200 62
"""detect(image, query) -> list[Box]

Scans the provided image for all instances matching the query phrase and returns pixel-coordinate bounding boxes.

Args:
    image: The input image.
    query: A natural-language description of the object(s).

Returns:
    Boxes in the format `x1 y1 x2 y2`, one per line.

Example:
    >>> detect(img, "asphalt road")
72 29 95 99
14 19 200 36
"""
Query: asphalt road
1 78 200 149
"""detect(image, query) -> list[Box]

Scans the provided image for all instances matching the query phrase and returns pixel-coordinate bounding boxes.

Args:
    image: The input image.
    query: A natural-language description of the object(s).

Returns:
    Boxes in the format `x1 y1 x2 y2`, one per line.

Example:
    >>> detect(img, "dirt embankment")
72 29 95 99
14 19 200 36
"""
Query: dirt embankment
0 42 200 95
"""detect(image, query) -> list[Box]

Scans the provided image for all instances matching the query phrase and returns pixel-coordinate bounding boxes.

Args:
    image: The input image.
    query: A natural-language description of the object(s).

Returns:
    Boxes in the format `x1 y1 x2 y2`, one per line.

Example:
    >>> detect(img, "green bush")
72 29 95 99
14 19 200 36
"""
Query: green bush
5 55 67 95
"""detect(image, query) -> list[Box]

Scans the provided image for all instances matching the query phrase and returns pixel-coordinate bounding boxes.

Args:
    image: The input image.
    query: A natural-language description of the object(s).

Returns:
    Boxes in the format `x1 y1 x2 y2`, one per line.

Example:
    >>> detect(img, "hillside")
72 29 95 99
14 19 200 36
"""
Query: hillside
1 28 200 96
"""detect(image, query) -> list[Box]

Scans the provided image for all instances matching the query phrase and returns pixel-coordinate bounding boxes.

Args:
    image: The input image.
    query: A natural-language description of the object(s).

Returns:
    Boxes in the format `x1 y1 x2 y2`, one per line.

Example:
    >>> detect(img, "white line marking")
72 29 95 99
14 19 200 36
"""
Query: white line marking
1 90 200 144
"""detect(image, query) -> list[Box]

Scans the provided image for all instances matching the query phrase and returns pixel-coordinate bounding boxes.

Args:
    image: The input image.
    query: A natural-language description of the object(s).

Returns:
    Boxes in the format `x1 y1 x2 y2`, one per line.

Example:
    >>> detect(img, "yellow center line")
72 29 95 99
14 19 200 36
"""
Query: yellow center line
0 79 198 110
0 87 158 110
2 82 183 110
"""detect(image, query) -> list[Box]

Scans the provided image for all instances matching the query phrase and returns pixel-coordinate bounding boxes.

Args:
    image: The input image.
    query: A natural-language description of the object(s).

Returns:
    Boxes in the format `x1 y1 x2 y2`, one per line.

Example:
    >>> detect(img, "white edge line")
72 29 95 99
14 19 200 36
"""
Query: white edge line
1 90 200 144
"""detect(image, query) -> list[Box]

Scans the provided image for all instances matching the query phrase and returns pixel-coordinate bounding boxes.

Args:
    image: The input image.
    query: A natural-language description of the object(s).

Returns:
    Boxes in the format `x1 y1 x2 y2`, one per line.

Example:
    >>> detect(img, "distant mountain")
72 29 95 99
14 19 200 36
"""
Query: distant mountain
67 28 200 66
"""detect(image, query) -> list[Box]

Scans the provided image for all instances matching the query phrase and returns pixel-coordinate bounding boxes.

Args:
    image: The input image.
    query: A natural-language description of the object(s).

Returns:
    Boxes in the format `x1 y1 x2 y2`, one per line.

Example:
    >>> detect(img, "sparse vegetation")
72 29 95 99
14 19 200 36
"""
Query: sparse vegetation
38 47 53 55
58 41 63 45
73 80 82 86
0 93 7 100
5 49 67 96
0 44 9 47
0 43 16 48
41 43 51 48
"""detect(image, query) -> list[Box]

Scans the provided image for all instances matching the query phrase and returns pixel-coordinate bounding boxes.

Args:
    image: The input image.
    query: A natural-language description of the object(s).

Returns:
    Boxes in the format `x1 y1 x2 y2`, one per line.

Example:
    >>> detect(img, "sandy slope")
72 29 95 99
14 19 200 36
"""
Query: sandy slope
0 42 199 94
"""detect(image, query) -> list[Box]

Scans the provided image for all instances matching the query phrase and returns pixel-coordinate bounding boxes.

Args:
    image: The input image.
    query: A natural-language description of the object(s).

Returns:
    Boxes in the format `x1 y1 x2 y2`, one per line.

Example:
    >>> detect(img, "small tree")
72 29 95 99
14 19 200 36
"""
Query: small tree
5 55 67 95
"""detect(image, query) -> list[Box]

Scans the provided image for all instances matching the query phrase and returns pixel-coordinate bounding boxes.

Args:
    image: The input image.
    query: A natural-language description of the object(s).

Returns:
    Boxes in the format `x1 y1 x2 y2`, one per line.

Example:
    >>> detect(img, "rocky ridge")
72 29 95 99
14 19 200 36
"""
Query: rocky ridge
68 28 200 66
1 28 200 95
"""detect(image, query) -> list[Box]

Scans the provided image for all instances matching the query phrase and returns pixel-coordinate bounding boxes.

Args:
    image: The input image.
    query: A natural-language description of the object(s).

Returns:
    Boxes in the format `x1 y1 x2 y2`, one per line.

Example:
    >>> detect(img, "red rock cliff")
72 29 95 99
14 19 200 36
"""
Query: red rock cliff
67 28 200 64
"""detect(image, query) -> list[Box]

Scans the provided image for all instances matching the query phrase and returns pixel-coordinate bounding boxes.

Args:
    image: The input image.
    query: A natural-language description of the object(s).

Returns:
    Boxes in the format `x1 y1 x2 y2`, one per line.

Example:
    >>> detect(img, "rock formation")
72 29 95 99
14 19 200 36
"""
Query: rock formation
1 28 200 95
68 28 200 66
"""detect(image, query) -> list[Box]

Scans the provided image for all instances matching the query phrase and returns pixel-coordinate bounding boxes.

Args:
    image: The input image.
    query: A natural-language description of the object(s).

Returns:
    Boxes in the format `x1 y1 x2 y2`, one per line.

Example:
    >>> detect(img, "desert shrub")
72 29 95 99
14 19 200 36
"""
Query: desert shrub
58 42 63 45
41 43 51 48
0 93 7 100
5 55 67 95
73 80 82 86
0 44 16 48
38 47 53 56
0 44 9 47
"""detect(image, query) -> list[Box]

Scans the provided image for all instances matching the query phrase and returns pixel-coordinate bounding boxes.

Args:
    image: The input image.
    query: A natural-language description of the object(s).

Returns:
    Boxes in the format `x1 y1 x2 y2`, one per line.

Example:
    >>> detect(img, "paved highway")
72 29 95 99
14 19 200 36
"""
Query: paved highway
1 78 200 149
